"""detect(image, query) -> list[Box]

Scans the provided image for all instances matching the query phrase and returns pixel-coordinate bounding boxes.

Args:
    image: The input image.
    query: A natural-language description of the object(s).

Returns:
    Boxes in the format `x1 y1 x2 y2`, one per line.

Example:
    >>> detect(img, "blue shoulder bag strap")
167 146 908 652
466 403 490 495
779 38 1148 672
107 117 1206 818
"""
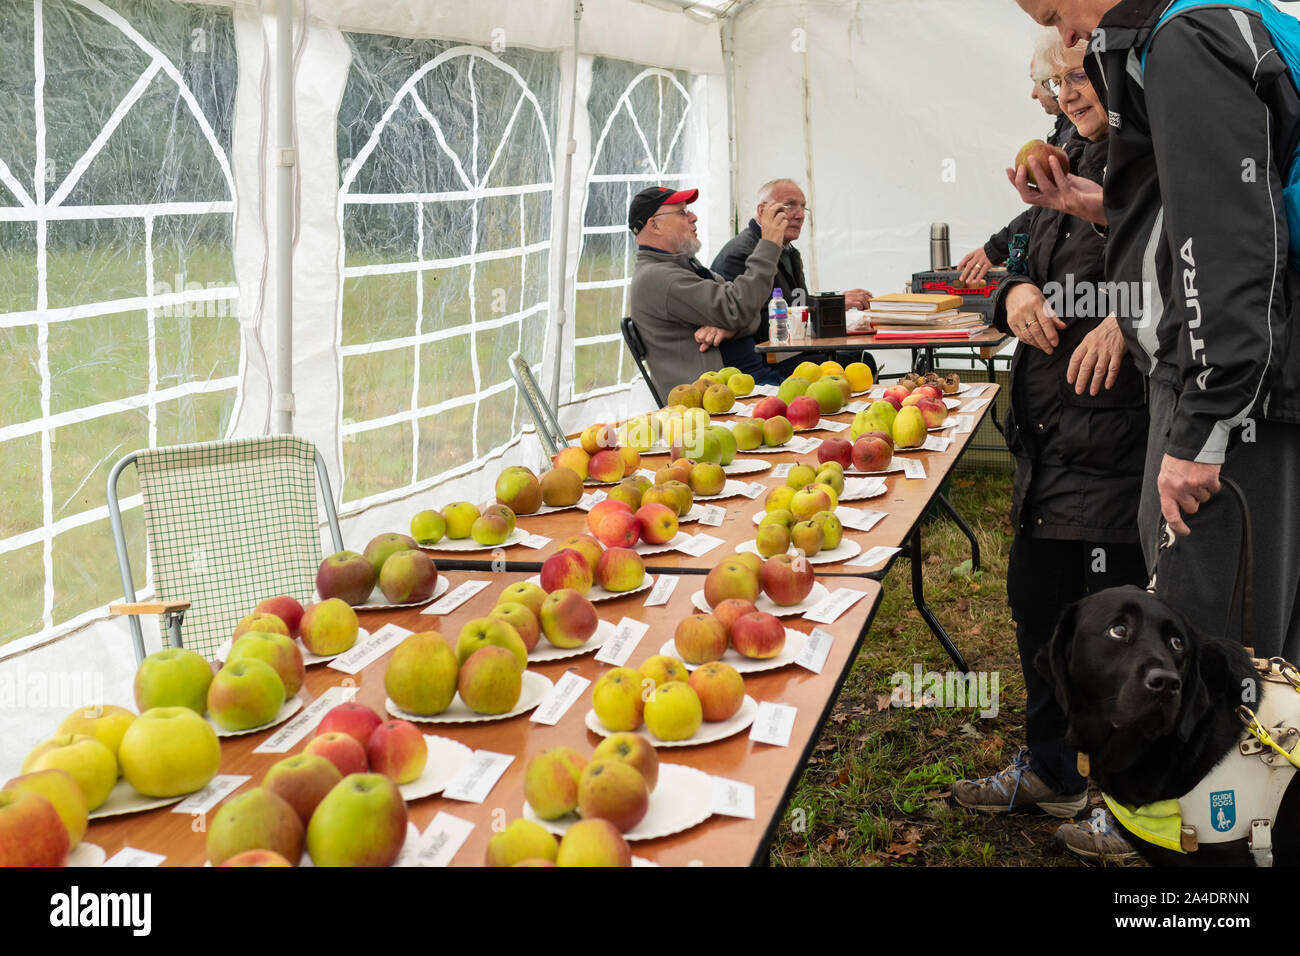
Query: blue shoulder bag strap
1141 0 1300 270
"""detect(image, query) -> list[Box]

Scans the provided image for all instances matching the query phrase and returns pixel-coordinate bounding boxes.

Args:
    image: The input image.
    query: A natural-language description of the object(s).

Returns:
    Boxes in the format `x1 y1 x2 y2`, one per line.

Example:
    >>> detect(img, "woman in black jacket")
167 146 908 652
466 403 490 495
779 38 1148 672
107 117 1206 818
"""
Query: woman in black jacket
952 40 1149 841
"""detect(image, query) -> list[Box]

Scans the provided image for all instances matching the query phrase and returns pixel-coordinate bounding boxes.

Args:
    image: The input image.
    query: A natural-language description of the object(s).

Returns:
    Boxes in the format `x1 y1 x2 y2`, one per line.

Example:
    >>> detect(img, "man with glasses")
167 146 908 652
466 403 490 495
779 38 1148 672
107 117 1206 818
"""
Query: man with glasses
1009 0 1300 862
627 186 788 395
711 179 873 383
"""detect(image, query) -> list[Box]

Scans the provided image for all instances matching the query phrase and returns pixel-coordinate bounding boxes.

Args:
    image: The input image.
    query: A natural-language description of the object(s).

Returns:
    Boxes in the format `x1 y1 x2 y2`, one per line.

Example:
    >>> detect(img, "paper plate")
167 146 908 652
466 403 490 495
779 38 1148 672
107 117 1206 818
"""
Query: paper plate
585 696 758 748
734 536 862 566
635 532 691 557
676 504 709 524
299 823 421 868
528 618 615 663
419 528 529 552
67 842 106 867
345 575 452 612
846 457 905 475
88 778 186 820
691 582 832 618
299 629 369 667
523 763 713 840
692 479 751 502
208 693 305 738
750 505 861 527
722 459 772 476
943 397 961 409
730 442 794 454
526 574 655 603
386 670 552 724
397 735 474 802
658 628 810 674
837 477 888 502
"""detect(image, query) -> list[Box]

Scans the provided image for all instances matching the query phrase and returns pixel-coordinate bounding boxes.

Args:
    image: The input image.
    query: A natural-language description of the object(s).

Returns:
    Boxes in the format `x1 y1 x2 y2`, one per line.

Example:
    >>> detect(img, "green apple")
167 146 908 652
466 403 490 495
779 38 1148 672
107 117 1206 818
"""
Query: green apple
21 734 117 811
307 773 408 867
117 706 222 797
455 617 528 669
207 787 303 866
458 646 523 715
56 705 136 762
227 631 304 697
441 501 481 539
134 647 214 715
207 659 285 731
410 509 446 545
708 425 737 465
385 631 459 716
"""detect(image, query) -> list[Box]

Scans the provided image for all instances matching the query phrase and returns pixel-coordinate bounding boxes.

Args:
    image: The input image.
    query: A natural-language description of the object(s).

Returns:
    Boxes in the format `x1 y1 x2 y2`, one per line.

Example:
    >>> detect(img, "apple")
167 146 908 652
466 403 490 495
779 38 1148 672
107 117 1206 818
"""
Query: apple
134 647 214 715
254 596 305 637
552 446 592 481
729 551 763 576
666 383 703 408
713 598 759 637
791 486 833 519
540 548 594 595
496 581 547 618
592 667 648 731
0 789 69 866
765 485 796 514
489 602 541 652
617 445 641 477
704 560 760 607
806 379 845 414
702 383 735 414
578 760 649 833
540 467 584 506
385 632 459 716
470 513 511 546
751 396 788 421
362 532 420 578
482 502 517 537
814 510 844 550
917 396 948 429
786 463 819 490
207 659 285 731
728 372 755 396
777 376 811 405
228 631 304 697
538 589 599 649
315 551 376 606
730 611 787 659
458 646 523 715
262 754 343 826
233 612 289 641
299 598 360 656
892 405 927 448
2 769 88 846
588 449 625 483
596 547 646 592
786 395 822 429
456 617 528 669
760 554 816 606
689 461 726 496
315 701 382 748
221 850 293 867
818 437 853 468
410 509 447 545
556 818 632 867
117 707 222 797
662 480 694 516
556 534 604 573
592 733 660 793
673 614 728 665
307 773 408 867
639 655 689 688
763 415 794 446
495 465 543 514
689 661 746 721
636 502 679 545
580 423 618 455
441 501 482 539
606 480 643 512
1015 137 1071 187
756 522 791 558
56 704 135 762
852 435 893 472
207 787 303 867
305 731 369 777
21 734 117 811
643 681 703 741
815 465 845 496
524 747 587 820
366 720 428 784
486 819 559 867
732 418 765 450
790 519 825 556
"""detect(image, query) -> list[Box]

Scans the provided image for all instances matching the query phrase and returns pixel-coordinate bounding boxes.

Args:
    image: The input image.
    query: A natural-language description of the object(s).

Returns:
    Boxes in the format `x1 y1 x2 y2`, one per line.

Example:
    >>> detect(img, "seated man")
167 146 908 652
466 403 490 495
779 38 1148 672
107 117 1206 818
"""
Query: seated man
627 186 788 396
710 178 872 382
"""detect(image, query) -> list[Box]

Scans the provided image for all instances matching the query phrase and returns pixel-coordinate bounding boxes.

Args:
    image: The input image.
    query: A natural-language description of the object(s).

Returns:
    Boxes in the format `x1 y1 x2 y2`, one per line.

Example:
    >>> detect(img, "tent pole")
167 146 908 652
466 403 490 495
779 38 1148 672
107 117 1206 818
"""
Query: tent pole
721 14 739 236
274 0 295 434
549 0 584 412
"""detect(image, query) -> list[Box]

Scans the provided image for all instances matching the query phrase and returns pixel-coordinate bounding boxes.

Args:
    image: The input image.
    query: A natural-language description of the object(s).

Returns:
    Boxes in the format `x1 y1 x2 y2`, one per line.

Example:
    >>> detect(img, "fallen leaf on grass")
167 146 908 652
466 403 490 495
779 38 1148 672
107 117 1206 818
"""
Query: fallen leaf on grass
930 728 949 738
876 694 893 712
815 740 836 752
835 767 852 786
906 609 920 619
926 553 942 565
979 734 1005 756
955 598 970 612
886 839 921 857
957 722 980 737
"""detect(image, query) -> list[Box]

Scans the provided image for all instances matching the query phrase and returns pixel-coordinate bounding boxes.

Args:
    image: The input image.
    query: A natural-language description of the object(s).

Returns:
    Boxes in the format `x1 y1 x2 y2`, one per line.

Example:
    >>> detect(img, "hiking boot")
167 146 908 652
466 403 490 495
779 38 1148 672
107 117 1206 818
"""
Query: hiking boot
951 748 1088 817
1054 808 1140 862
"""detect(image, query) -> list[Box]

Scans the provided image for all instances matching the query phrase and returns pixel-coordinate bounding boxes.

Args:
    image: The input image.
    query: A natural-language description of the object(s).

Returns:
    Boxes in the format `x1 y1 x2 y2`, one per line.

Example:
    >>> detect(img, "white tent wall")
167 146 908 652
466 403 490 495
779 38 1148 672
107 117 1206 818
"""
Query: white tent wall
729 0 1047 377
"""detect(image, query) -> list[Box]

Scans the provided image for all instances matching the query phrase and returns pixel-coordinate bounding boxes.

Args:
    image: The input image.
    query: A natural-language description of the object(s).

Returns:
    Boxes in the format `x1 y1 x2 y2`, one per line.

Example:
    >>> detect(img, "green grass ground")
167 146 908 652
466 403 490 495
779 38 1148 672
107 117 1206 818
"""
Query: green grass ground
768 472 1136 868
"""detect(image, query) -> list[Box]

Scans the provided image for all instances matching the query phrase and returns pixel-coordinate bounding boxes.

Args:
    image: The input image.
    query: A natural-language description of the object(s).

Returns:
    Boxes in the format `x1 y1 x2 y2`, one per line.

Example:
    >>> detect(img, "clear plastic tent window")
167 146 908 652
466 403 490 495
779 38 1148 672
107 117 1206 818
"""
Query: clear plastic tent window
0 0 723 653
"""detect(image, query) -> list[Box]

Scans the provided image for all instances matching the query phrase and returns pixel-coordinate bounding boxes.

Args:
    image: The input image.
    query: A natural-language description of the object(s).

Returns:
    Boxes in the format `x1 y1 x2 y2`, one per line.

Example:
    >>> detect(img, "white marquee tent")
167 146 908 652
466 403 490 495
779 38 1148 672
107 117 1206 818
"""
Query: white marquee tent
0 0 1044 769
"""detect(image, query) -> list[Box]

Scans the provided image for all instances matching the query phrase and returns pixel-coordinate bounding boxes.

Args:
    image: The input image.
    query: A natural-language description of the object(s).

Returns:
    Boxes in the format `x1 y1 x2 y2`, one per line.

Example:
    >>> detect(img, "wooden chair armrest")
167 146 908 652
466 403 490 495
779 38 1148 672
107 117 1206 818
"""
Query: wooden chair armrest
110 600 192 616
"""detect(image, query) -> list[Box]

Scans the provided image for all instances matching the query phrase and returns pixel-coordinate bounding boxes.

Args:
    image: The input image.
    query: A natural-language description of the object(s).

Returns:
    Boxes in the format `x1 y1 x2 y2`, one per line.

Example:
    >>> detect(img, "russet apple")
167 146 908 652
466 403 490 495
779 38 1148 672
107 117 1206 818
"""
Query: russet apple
307 773 408 867
578 760 649 832
458 646 523 715
315 550 376 605
556 818 632 867
592 667 649 731
486 818 558 866
134 646 214 715
730 611 787 659
208 658 285 731
117 706 222 797
538 589 599 649
207 787 303 867
1015 137 1070 187
689 661 746 721
262 753 343 826
524 747 587 819
366 720 428 783
673 613 728 665
643 680 703 741
540 467 583 506
384 631 459 716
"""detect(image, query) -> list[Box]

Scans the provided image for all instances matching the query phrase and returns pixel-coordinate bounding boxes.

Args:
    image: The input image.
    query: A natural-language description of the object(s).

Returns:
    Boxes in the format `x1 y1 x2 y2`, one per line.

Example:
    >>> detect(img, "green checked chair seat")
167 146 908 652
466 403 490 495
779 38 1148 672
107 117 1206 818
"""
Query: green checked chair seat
121 436 335 662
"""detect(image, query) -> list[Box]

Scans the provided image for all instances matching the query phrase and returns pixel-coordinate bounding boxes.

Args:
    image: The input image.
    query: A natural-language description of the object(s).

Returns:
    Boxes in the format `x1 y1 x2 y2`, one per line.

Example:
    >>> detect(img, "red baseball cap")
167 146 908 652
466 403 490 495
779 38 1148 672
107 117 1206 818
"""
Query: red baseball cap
628 186 699 233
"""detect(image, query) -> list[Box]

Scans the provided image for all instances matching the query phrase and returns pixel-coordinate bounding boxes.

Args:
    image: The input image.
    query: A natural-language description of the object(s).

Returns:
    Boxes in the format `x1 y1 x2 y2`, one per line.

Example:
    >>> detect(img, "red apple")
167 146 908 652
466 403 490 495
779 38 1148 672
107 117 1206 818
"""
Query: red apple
636 503 679 545
713 597 759 637
315 551 376 606
540 548 594 595
750 396 789 420
730 611 788 659
703 560 761 607
304 731 368 777
759 554 816 606
852 436 893 473
262 753 343 826
818 438 853 468
0 788 69 866
366 720 428 784
254 596 305 637
315 702 383 748
786 395 822 429
674 614 728 665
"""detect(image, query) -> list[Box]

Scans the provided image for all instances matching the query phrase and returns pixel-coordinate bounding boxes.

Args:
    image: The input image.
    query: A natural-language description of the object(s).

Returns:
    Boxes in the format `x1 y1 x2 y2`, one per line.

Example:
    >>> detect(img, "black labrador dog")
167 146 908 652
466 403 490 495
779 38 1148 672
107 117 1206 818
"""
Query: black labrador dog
1043 585 1300 865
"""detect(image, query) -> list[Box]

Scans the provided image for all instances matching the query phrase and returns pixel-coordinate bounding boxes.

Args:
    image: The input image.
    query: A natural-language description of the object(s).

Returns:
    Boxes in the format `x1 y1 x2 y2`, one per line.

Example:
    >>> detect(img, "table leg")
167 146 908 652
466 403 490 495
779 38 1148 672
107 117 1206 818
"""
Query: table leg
909 528 970 671
935 493 979 572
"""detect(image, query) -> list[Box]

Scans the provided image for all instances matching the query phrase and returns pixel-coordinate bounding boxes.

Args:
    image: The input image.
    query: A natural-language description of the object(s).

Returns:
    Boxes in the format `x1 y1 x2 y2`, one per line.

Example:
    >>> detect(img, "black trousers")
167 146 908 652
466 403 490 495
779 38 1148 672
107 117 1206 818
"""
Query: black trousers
1006 534 1148 793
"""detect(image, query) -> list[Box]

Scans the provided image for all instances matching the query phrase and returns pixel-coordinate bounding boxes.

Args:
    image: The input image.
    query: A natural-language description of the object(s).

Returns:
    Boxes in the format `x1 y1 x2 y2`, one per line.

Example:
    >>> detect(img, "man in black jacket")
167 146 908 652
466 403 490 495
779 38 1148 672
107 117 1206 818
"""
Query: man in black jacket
709 179 872 383
1013 0 1300 859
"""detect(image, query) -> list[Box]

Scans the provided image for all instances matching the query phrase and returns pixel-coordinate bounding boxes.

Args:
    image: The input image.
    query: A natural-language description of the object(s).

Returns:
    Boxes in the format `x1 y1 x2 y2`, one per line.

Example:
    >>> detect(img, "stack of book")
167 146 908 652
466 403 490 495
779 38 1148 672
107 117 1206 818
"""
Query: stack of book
862 293 989 340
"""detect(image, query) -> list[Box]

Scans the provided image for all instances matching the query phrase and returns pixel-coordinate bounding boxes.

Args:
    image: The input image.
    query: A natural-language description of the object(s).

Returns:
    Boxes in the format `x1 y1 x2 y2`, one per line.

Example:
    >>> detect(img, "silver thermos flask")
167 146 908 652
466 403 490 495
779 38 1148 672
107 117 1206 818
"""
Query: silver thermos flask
930 222 950 270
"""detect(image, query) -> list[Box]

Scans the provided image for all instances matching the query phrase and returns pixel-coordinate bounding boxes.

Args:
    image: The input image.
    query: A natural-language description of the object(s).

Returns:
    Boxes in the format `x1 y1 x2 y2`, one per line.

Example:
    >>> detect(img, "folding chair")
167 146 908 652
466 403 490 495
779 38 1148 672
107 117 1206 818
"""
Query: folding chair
106 435 344 664
509 351 568 457
620 316 665 407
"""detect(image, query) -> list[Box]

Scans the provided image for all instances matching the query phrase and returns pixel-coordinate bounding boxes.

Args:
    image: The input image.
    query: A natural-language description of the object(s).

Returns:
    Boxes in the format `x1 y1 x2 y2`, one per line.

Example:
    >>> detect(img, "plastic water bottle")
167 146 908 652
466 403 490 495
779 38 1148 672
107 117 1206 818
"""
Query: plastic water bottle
768 288 789 346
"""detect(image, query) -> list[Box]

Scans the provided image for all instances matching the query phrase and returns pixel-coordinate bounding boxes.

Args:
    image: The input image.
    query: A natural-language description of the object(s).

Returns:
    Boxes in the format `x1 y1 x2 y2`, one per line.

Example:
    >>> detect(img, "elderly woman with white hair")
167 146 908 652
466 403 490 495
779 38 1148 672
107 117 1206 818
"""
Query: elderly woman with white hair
951 36 1150 862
